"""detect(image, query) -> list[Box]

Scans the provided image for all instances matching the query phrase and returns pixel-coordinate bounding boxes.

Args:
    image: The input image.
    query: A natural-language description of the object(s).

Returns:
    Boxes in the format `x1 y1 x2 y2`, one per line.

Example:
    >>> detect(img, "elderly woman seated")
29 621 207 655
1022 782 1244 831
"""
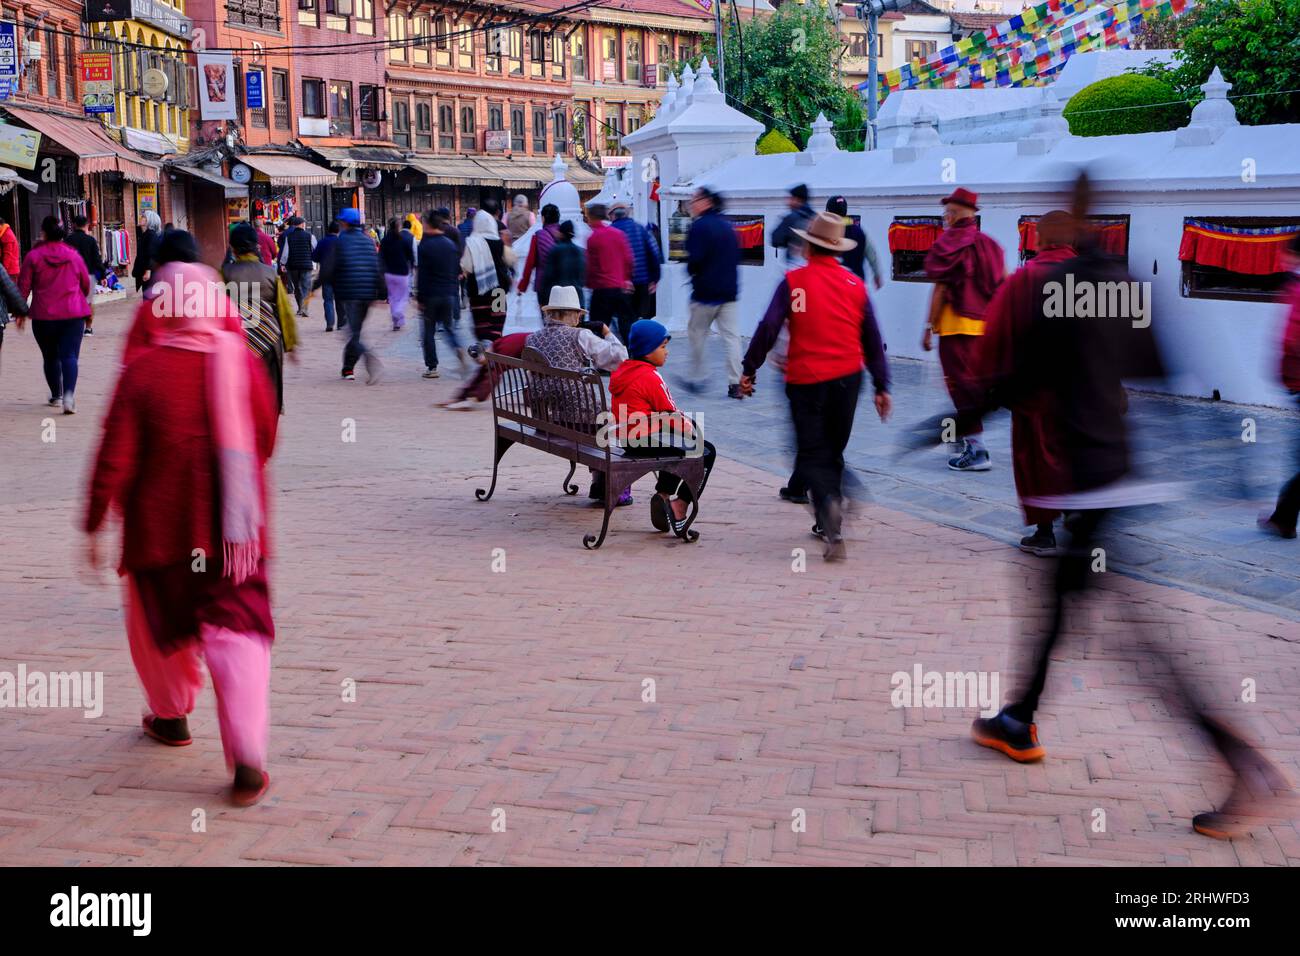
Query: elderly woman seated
523 285 630 503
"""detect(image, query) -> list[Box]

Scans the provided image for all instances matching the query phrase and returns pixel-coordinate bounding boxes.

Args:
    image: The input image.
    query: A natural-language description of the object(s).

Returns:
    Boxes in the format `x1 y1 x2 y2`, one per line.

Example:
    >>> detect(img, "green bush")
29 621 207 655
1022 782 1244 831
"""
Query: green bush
1062 74 1191 137
757 128 800 154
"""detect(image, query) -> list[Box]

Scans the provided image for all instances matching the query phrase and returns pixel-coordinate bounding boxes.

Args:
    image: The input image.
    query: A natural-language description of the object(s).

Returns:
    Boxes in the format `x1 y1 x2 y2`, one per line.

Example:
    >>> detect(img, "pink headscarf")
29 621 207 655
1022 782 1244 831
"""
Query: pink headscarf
138 261 264 583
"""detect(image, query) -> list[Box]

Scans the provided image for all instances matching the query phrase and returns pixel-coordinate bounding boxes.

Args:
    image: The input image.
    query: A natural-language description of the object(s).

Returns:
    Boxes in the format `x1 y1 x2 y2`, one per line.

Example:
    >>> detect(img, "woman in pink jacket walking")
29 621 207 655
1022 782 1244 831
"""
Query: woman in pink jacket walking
17 216 93 414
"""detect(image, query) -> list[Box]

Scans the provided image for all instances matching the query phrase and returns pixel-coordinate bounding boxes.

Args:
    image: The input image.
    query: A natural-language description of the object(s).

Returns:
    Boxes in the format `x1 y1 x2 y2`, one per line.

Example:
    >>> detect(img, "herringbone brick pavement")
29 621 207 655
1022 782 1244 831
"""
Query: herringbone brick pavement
1 296 1298 866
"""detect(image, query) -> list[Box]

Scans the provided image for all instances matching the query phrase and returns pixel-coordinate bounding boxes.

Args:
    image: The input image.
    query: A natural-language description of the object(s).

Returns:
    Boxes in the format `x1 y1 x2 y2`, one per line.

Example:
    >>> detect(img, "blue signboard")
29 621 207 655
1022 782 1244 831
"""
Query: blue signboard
0 23 17 81
0 79 10 101
246 71 264 110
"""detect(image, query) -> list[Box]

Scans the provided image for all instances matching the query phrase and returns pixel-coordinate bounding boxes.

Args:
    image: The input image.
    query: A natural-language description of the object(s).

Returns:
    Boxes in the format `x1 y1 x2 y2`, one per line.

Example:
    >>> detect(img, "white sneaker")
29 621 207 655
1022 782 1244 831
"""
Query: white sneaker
445 399 481 410
423 367 440 379
47 395 61 407
62 393 76 415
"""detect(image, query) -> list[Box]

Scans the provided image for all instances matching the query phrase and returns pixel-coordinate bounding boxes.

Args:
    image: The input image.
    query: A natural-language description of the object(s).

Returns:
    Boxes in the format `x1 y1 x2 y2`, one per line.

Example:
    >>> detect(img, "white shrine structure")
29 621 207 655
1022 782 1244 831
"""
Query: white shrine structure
602 57 1300 409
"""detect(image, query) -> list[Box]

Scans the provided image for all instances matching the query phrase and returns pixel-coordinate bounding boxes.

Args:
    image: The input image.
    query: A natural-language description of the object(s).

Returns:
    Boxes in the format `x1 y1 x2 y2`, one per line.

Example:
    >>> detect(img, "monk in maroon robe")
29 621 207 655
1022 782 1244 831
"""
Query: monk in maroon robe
923 187 1005 472
977 211 1074 555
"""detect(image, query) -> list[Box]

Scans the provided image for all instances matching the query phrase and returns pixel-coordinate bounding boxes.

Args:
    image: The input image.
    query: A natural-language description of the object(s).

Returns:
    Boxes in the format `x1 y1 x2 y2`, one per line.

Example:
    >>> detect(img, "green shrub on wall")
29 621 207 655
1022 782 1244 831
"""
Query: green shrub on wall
1062 74 1191 137
757 129 800 154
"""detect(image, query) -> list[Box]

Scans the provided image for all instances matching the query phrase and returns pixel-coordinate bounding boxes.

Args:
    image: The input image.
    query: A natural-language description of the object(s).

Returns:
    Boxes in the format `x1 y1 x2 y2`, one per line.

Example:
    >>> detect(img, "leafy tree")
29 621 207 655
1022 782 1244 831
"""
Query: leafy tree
1063 75 1190 136
1138 0 1300 125
672 0 863 149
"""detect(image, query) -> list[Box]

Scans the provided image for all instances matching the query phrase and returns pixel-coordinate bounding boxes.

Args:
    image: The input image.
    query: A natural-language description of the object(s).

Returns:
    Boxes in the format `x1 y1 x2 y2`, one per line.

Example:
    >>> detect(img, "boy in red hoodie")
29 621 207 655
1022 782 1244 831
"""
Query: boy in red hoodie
611 319 716 536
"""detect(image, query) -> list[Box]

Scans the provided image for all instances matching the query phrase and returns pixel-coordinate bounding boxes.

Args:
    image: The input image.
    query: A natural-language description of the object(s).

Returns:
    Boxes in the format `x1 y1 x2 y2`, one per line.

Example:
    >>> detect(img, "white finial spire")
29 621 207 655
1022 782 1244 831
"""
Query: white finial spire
661 72 679 116
551 153 568 180
680 63 696 102
1176 65 1239 146
693 56 720 98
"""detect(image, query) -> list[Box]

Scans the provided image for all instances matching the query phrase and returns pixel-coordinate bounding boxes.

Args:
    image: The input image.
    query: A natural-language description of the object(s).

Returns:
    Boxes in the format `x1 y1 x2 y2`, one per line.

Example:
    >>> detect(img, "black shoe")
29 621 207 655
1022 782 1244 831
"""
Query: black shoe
650 495 670 532
971 708 1046 762
1019 529 1057 556
727 384 744 400
780 486 810 505
948 441 992 472
1257 512 1297 539
811 523 826 541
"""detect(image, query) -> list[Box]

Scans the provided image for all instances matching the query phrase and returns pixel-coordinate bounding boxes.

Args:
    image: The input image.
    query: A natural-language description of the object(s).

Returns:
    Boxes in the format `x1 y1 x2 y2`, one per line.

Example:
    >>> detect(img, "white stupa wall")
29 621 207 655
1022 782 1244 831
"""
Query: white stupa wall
622 67 1300 408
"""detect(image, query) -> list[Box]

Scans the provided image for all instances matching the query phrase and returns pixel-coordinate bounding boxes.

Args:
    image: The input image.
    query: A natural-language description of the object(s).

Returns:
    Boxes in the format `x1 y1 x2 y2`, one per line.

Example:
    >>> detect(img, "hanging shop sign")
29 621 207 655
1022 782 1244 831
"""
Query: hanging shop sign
196 53 236 121
245 71 264 110
0 122 39 168
142 67 168 99
84 0 133 23
79 52 116 115
360 168 382 189
136 184 158 219
0 22 18 81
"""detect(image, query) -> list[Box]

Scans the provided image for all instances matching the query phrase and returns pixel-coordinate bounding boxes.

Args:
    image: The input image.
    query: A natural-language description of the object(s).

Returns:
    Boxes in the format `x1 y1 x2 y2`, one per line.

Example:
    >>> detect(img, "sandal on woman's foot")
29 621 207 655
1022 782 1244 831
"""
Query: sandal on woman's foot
650 495 670 532
142 714 192 746
231 766 270 807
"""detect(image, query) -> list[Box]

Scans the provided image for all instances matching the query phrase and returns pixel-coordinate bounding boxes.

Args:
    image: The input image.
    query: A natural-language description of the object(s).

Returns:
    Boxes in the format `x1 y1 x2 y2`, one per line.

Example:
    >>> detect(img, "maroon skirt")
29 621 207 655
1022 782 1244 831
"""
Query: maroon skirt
131 560 274 653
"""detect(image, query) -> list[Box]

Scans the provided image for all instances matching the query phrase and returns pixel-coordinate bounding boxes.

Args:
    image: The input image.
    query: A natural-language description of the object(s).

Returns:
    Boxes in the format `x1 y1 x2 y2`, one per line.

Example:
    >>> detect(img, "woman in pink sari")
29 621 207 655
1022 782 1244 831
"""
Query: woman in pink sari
85 234 279 806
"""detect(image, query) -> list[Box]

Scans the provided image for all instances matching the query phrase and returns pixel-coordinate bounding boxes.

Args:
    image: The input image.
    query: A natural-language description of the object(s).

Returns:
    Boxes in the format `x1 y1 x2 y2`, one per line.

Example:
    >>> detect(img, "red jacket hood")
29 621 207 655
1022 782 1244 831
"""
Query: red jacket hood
610 358 661 395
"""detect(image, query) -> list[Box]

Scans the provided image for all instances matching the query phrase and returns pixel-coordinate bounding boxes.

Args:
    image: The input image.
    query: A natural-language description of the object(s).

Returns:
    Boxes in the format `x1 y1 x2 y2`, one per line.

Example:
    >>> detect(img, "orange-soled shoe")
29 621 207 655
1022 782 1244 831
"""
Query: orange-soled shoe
142 714 192 747
971 709 1046 763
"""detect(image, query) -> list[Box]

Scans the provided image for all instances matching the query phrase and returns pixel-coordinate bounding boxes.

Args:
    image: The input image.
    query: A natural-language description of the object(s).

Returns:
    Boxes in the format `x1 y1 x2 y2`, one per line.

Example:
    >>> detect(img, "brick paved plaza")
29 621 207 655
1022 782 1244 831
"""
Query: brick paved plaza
2 296 1298 866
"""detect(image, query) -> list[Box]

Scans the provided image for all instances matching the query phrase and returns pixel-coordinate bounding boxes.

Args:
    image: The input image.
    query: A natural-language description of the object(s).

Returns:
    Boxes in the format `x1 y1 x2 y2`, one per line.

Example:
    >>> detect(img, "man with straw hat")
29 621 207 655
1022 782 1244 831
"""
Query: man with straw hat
524 285 630 503
739 212 892 561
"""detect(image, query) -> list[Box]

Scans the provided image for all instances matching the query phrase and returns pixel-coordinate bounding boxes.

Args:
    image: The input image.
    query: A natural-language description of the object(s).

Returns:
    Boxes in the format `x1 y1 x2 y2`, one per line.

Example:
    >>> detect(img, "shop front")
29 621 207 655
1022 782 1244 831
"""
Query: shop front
307 146 410 231
0 106 159 279
167 161 251 267
233 152 337 236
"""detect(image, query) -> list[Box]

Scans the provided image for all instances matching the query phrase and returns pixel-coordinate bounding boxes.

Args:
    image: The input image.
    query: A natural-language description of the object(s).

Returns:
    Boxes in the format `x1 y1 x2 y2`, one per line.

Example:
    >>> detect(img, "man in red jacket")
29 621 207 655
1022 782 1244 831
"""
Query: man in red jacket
1259 233 1300 538
740 212 892 561
584 203 633 342
923 187 1005 472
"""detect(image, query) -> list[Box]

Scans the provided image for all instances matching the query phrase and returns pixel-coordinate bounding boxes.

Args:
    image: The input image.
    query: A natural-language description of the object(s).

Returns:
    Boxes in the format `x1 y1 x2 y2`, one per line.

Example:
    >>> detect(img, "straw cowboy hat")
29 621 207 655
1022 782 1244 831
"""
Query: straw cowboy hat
792 211 858 253
541 285 588 314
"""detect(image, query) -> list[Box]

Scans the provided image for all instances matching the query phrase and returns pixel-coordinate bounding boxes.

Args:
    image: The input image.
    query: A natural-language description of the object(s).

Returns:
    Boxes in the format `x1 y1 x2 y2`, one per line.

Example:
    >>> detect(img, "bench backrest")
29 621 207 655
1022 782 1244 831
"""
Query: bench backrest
486 350 611 452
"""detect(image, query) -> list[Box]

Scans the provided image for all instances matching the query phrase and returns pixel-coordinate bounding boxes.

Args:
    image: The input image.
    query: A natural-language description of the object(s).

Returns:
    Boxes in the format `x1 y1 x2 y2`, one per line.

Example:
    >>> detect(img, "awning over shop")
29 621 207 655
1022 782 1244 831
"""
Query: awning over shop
311 145 410 170
170 163 248 198
405 155 504 187
1 106 159 183
405 154 605 190
0 167 38 195
239 153 336 186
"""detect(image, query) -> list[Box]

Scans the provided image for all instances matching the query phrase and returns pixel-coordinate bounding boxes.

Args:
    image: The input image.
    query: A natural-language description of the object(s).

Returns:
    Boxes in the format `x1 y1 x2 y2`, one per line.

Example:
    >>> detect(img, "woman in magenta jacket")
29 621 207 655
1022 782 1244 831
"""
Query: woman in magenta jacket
17 215 93 415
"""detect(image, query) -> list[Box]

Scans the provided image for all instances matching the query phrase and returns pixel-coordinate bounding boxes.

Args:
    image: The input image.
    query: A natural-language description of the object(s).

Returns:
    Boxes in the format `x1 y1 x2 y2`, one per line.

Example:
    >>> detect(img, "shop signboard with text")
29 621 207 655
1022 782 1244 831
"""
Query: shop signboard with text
80 52 116 115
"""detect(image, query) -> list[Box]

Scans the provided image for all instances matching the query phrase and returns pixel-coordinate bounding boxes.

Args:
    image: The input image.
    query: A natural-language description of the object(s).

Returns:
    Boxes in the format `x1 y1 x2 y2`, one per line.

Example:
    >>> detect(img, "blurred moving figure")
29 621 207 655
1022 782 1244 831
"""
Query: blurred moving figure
1258 232 1300 539
225 224 299 412
976 210 1073 556
961 175 1290 839
85 253 278 807
740 212 891 561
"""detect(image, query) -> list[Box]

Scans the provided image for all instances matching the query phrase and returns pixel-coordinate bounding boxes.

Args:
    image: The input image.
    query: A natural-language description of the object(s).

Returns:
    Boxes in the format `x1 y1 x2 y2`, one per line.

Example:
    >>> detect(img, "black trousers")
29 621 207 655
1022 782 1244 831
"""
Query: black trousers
622 439 716 502
590 288 631 342
785 371 862 536
1006 507 1262 789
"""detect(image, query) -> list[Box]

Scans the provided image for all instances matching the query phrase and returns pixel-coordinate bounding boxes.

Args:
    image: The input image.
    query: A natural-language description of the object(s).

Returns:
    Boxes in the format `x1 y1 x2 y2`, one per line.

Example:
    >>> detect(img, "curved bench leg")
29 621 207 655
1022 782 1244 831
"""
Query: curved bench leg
675 474 702 543
561 460 579 496
583 501 614 549
475 436 515 501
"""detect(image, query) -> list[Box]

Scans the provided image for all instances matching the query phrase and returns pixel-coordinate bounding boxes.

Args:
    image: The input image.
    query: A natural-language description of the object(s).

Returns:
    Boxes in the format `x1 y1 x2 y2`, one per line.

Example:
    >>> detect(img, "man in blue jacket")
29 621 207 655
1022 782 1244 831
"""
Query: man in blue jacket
609 201 662 340
417 209 468 378
320 208 383 383
683 186 742 399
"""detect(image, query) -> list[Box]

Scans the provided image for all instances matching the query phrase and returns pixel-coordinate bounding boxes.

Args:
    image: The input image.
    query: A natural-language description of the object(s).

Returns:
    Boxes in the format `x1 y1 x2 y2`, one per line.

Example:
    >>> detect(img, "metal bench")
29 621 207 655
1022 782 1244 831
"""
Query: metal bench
475 349 705 549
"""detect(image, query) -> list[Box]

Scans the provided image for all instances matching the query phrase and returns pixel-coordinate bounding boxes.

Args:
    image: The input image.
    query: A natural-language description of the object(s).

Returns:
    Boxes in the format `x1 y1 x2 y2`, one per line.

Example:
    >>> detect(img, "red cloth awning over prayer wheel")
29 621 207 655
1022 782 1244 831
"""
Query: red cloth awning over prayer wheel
1178 220 1300 276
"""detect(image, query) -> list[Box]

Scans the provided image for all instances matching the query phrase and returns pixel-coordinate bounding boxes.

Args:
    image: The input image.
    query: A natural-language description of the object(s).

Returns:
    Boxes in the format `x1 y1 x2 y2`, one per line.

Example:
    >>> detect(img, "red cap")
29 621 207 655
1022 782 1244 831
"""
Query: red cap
941 187 980 211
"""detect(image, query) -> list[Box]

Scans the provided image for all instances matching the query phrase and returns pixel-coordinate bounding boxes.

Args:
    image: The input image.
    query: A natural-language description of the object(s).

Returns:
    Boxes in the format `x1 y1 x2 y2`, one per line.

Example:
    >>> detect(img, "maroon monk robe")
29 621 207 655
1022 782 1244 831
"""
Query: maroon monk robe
923 218 1006 321
977 245 1074 525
